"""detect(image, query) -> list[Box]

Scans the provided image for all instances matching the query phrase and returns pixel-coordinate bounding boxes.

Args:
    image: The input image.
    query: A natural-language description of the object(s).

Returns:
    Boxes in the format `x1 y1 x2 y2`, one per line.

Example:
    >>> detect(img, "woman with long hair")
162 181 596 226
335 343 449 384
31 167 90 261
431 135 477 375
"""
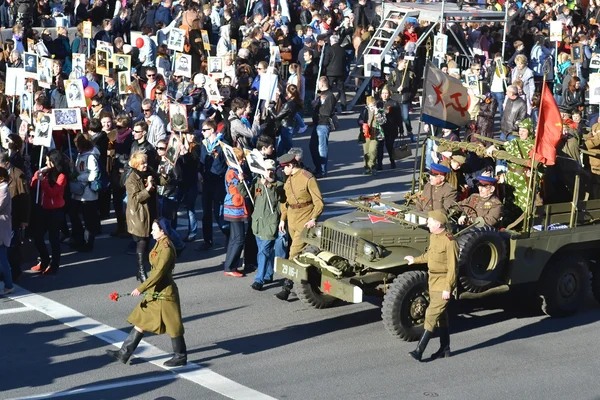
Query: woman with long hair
562 76 585 115
269 84 303 155
125 151 154 282
30 150 67 275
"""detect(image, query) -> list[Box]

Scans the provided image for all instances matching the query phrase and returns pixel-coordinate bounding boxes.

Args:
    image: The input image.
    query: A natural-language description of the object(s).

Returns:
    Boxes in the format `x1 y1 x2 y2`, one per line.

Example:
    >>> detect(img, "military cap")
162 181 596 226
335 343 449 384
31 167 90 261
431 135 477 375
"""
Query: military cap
428 210 448 225
477 175 498 185
451 154 466 165
430 163 451 176
278 153 296 165
264 159 276 170
518 118 534 132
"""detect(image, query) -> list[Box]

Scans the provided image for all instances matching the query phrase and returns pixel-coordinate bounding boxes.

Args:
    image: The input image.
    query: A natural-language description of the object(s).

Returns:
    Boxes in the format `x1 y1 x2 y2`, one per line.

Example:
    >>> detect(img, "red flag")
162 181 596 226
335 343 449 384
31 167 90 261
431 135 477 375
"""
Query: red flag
530 82 563 166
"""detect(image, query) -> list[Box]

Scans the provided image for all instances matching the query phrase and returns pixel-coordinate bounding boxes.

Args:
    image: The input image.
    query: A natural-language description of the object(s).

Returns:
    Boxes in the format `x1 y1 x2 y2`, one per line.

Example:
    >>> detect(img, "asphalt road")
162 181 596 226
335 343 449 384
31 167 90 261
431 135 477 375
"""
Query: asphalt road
2 112 600 400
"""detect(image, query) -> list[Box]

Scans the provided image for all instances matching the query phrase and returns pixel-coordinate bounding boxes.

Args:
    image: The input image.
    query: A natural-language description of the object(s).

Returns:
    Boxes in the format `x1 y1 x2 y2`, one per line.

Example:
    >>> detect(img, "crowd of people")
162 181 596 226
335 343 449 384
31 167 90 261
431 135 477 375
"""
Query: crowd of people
0 0 598 307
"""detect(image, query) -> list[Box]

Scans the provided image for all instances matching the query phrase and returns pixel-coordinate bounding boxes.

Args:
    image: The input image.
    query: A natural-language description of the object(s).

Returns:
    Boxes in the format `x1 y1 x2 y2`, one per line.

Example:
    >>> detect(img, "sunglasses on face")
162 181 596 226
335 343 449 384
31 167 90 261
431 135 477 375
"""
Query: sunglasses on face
157 147 166 150
202 128 212 132
133 130 144 133
147 74 156 77
156 91 163 94
143 109 152 112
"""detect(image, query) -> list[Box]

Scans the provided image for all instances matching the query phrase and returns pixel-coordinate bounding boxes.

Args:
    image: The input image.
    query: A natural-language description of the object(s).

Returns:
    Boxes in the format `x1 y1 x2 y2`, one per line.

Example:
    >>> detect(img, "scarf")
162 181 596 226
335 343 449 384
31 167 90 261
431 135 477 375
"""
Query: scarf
117 127 131 143
205 133 223 153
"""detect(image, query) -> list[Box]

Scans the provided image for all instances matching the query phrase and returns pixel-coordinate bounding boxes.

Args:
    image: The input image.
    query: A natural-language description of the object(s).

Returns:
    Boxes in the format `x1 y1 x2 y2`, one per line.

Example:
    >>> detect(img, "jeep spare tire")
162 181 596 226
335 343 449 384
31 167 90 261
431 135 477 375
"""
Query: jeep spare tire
457 226 507 293
382 270 428 341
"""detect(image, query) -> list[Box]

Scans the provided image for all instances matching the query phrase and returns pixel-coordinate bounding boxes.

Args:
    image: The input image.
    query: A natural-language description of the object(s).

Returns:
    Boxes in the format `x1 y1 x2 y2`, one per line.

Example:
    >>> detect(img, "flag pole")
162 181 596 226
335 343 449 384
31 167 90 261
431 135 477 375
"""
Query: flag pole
524 59 550 233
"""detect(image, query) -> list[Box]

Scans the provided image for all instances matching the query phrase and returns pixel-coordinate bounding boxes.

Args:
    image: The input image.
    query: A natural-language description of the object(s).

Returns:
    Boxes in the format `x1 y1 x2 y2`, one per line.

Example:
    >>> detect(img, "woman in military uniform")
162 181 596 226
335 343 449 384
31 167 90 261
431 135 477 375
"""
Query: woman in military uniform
404 210 458 362
106 218 187 367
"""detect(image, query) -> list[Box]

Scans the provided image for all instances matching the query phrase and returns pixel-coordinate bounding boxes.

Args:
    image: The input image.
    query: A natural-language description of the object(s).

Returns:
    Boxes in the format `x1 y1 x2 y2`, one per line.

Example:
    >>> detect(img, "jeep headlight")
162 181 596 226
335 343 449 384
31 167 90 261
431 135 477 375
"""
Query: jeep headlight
315 225 323 238
363 243 376 260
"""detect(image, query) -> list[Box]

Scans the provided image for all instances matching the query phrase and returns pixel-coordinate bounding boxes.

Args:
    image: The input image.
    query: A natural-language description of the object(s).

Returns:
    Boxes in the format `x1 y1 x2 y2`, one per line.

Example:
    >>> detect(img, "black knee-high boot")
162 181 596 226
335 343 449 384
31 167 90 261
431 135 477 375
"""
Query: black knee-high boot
430 327 451 360
409 329 433 362
106 329 144 364
164 336 188 367
136 253 147 282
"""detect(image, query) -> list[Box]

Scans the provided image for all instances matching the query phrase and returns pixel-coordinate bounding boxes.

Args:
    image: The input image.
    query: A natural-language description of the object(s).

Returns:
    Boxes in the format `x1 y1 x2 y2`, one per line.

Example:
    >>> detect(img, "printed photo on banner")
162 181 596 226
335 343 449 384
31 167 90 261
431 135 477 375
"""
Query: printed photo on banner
174 52 192 78
364 54 382 77
205 77 222 103
24 52 38 79
5 67 25 96
589 73 600 105
83 21 93 39
167 28 186 52
71 53 86 78
169 103 188 132
207 56 224 78
571 43 583 64
20 91 32 121
165 134 181 165
97 41 114 62
96 48 109 76
220 141 242 172
201 30 211 51
52 108 82 130
433 33 447 59
38 58 53 89
33 113 52 147
246 149 268 175
65 79 87 108
114 54 131 72
118 71 131 95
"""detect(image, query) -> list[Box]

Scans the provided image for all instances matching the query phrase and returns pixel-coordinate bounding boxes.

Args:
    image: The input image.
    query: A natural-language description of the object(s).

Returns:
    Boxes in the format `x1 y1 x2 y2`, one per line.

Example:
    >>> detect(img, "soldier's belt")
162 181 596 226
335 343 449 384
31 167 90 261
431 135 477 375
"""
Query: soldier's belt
428 271 447 275
288 201 313 209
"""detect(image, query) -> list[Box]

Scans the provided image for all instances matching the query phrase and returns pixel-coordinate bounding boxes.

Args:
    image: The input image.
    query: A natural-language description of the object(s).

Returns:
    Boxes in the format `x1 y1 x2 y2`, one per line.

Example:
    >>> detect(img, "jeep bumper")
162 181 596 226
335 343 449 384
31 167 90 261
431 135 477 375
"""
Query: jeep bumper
274 256 363 303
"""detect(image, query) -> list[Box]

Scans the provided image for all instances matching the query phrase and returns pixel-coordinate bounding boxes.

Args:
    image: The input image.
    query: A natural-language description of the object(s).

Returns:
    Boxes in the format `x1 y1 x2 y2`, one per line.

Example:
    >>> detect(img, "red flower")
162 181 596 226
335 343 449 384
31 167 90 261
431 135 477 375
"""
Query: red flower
109 291 119 301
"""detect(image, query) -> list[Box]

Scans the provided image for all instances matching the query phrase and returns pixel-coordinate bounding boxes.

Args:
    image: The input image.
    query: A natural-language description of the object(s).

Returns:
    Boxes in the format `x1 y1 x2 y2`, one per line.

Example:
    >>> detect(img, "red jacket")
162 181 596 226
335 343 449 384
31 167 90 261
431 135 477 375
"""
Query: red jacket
31 171 66 210
143 78 166 101
403 30 418 44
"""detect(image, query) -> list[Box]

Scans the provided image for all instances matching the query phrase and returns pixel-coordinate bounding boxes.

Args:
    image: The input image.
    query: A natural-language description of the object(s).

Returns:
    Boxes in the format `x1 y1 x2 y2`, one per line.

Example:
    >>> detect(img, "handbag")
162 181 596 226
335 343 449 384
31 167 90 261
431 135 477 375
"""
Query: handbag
392 137 412 161
69 181 86 196
328 115 340 131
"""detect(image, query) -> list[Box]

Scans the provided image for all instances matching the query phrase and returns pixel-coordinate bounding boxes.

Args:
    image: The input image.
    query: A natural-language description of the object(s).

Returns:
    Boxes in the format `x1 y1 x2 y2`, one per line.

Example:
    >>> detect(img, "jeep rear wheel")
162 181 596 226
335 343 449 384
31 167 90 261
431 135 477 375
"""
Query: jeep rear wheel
382 271 428 342
539 257 588 317
295 268 341 309
457 226 507 293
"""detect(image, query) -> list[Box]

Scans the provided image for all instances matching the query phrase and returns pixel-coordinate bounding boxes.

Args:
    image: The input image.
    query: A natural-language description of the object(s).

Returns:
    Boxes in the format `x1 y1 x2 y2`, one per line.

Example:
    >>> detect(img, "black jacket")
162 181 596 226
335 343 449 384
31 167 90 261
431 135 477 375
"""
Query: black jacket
157 158 183 198
270 100 299 129
501 97 527 134
323 43 346 77
314 90 336 126
111 16 132 43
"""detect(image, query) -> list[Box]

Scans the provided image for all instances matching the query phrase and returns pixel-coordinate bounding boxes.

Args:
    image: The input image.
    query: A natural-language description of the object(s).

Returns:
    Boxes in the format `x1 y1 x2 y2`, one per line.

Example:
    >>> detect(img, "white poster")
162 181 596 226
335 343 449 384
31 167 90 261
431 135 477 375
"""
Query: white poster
550 21 563 42
364 54 382 78
167 28 186 52
174 52 192 78
246 149 268 175
220 141 242 172
5 67 24 96
258 72 278 101
589 73 600 105
33 113 53 148
205 77 222 103
65 79 87 108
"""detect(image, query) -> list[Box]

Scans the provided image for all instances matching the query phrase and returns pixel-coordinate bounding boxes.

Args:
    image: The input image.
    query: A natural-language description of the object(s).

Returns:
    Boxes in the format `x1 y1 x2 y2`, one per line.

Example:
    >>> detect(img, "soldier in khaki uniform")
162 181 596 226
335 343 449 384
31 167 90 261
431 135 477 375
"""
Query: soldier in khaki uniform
414 163 457 212
107 219 187 367
458 176 503 227
405 210 459 362
275 153 324 301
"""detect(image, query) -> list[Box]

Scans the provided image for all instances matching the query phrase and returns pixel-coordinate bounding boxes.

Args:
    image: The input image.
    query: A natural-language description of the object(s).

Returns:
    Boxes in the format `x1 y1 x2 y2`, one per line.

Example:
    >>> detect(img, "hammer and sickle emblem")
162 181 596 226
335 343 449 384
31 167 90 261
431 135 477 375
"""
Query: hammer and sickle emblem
446 92 470 117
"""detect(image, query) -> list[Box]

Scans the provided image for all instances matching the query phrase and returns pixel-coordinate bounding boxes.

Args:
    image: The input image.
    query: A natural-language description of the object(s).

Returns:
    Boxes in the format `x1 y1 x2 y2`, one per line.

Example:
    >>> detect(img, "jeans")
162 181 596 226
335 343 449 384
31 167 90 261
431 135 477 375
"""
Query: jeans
491 91 505 117
0 245 13 290
255 237 275 284
224 221 245 272
400 103 412 135
33 207 64 270
309 124 331 175
277 125 294 156
181 185 198 237
294 113 306 131
275 230 289 259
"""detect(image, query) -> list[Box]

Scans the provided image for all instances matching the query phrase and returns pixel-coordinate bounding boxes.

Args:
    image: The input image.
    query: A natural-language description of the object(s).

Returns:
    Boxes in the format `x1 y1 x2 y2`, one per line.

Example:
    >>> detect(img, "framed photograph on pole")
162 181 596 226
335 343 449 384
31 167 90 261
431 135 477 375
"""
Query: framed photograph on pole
571 43 583 64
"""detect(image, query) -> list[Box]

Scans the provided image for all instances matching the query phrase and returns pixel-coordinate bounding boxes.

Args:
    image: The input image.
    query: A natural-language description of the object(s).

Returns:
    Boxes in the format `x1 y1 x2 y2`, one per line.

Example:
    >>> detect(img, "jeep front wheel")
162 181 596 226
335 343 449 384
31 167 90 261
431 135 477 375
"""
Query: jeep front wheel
539 257 588 317
295 268 340 309
382 271 428 342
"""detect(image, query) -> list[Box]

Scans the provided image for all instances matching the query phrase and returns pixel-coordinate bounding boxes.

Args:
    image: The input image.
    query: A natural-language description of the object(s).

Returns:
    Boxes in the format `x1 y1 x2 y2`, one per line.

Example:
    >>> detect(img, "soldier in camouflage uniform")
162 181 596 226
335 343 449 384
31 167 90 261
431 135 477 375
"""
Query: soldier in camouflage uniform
487 118 536 214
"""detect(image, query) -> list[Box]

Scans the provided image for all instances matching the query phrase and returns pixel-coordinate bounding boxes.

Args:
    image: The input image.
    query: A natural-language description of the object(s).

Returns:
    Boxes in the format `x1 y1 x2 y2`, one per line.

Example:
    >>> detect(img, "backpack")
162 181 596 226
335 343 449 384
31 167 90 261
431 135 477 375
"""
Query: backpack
90 154 111 192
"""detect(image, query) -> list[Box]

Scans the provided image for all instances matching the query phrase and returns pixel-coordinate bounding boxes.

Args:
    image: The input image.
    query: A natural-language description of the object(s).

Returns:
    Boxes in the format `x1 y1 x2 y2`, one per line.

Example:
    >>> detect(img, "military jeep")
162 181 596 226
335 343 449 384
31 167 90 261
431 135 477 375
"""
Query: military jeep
274 146 600 341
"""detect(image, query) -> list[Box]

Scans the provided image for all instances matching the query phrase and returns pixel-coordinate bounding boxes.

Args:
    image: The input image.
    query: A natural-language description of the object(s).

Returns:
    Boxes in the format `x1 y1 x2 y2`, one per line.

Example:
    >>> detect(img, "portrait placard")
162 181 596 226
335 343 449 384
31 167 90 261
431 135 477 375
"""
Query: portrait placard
118 71 131 95
220 141 242 172
38 58 53 89
571 43 583 64
201 30 211 51
71 53 86 78
167 28 186 52
23 52 38 80
82 21 93 39
246 149 268 175
364 54 382 78
65 79 87 108
33 112 52 147
96 48 109 76
433 33 447 59
113 53 131 72
207 56 224 79
169 103 189 132
174 52 192 78
165 134 181 165
549 21 563 42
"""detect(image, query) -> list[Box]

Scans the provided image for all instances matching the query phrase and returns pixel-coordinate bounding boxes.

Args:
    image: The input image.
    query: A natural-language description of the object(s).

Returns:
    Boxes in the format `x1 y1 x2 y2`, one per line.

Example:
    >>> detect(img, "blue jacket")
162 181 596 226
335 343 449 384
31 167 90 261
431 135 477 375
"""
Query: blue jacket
155 6 172 25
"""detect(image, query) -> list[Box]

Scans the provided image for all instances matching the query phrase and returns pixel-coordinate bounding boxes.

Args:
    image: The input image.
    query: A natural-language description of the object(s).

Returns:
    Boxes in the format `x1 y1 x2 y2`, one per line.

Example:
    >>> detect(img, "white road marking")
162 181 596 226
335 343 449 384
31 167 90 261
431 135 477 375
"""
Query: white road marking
7 374 177 400
0 306 34 315
7 287 276 400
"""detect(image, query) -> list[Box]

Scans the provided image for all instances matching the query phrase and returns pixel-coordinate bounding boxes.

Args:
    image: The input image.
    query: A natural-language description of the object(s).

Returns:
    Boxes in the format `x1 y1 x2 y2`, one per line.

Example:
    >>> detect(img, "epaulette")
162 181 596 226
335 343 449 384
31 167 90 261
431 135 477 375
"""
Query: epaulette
302 169 314 179
163 241 170 248
445 233 455 241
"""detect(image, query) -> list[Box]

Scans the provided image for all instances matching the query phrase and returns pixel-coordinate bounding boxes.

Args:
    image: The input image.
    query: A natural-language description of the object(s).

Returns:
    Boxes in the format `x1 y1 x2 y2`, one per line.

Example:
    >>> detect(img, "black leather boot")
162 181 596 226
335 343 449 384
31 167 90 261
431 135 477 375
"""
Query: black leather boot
430 327 451 360
136 253 148 282
106 329 144 364
275 279 294 301
409 329 433 362
164 336 188 367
